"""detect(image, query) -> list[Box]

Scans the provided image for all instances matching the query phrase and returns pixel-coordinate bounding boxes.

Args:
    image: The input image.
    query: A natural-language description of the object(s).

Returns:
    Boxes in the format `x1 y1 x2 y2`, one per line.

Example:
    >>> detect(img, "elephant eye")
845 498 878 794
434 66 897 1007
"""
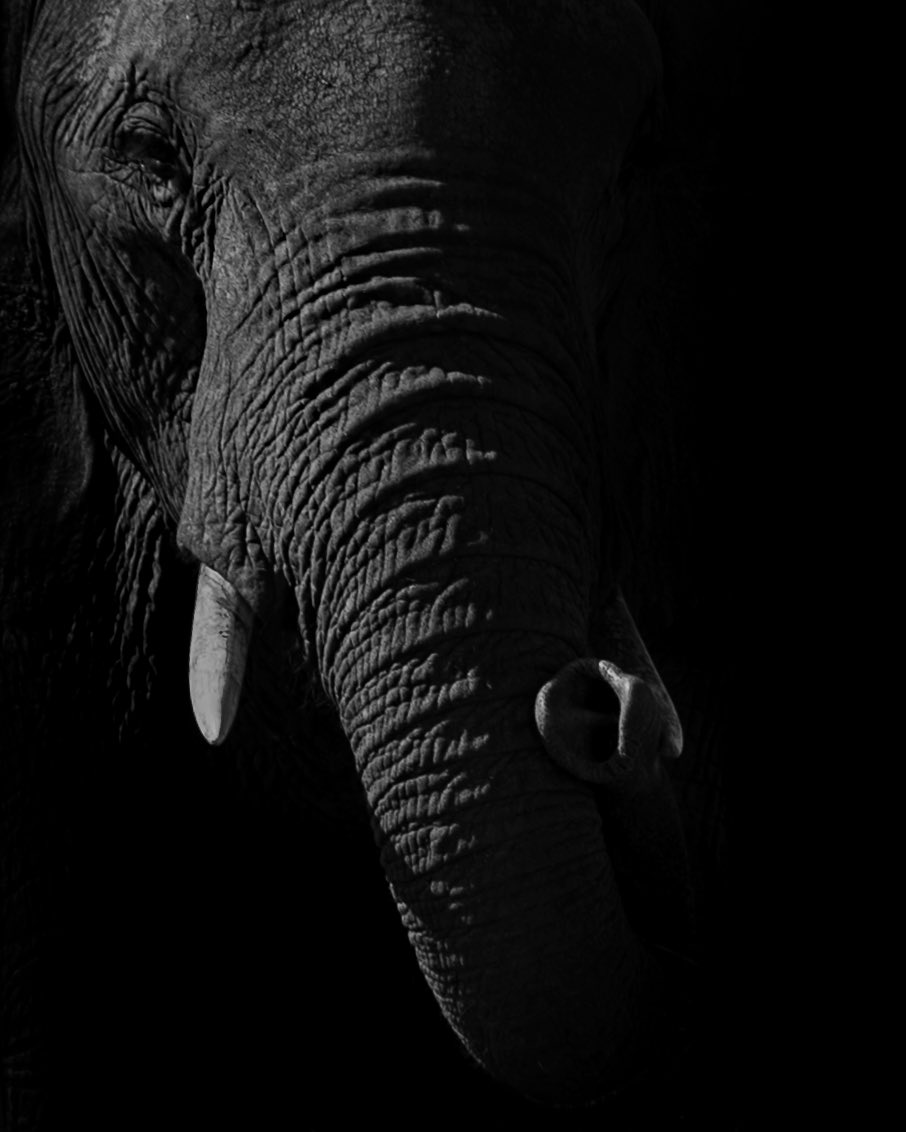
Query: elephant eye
113 111 188 204
120 130 179 176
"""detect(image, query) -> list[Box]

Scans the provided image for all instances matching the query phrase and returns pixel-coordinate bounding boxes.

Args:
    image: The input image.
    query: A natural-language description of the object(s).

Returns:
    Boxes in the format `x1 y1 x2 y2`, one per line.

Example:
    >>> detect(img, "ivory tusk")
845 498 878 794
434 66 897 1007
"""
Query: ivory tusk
188 564 252 745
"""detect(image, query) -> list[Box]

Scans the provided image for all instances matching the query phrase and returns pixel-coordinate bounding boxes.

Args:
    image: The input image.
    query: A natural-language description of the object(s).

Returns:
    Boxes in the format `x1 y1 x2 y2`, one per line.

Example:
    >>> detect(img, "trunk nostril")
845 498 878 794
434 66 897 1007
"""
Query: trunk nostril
573 669 622 762
539 658 622 768
536 656 693 956
535 656 666 788
536 591 683 789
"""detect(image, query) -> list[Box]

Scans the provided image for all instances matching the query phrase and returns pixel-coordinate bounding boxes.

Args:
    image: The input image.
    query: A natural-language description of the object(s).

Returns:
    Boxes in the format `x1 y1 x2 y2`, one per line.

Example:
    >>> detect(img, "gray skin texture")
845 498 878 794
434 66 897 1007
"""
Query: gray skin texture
0 0 752 1124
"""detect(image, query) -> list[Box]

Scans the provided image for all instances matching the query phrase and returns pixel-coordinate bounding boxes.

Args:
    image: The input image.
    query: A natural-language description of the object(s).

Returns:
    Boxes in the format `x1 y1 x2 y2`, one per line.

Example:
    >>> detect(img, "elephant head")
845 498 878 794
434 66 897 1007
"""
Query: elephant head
3 0 703 1108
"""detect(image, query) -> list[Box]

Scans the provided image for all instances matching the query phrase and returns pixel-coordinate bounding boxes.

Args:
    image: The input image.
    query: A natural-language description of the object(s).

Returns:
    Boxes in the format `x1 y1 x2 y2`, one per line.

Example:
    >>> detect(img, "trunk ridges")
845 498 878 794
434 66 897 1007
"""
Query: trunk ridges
173 175 670 1103
333 606 663 1101
178 169 601 620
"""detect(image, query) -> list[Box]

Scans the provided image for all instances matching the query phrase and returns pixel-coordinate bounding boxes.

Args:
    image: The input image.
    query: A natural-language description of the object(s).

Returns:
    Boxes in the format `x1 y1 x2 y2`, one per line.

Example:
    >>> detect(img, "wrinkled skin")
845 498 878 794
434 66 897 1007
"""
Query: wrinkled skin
0 0 759 1125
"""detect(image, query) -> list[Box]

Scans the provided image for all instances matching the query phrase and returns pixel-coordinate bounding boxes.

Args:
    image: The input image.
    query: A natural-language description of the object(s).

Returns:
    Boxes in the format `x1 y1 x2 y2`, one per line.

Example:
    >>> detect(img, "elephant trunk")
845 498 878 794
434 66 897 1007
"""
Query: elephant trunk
302 352 667 1101
339 657 664 1100
177 180 683 1101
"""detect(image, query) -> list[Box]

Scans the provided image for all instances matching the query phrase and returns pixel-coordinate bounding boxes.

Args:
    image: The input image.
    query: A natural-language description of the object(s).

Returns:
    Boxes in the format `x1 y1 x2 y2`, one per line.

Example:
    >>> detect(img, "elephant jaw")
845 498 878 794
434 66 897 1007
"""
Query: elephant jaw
188 565 252 745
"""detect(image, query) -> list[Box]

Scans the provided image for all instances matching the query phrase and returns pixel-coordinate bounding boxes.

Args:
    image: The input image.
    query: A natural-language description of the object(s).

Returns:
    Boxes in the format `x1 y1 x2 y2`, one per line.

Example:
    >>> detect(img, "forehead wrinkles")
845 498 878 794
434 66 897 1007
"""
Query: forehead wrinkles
78 0 292 87
164 4 520 170
55 1 655 185
79 0 174 78
74 1 314 149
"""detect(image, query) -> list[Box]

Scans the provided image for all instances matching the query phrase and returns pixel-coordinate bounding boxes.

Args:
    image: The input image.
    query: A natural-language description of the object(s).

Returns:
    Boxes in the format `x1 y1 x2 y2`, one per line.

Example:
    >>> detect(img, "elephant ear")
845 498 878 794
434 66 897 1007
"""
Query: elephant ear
1 1 99 654
0 9 97 1125
1 1 182 740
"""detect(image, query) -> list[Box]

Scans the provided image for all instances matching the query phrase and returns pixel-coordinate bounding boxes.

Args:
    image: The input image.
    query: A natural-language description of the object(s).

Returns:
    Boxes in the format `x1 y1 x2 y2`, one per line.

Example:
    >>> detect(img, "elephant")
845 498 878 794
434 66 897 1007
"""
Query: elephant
1 0 762 1125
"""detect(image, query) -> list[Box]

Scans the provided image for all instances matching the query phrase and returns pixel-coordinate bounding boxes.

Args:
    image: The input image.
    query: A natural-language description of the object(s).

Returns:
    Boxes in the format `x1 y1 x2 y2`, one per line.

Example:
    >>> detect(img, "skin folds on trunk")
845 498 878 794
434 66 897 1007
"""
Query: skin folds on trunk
177 181 673 1102
311 356 666 1100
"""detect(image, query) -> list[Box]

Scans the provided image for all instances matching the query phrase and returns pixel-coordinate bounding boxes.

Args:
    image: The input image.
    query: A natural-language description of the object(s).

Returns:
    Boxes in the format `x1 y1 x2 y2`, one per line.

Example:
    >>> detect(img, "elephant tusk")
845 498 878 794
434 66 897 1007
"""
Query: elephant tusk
188 564 252 745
